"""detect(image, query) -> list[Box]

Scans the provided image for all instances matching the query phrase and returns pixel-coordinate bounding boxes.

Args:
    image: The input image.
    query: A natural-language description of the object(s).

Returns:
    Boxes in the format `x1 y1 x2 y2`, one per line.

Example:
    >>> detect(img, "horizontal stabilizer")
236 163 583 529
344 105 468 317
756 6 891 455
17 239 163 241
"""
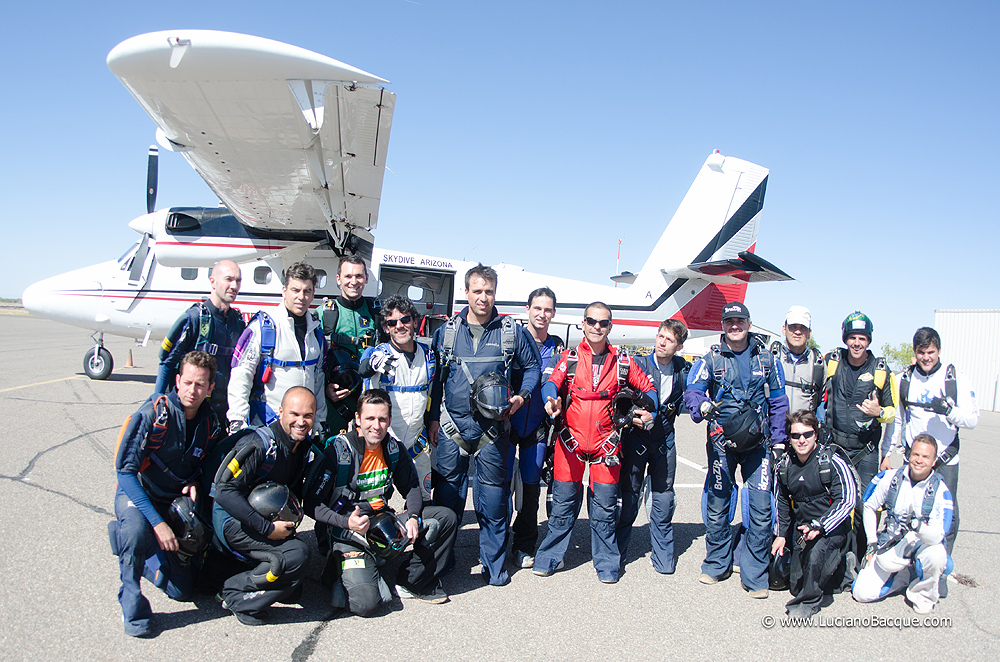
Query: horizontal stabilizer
660 251 792 285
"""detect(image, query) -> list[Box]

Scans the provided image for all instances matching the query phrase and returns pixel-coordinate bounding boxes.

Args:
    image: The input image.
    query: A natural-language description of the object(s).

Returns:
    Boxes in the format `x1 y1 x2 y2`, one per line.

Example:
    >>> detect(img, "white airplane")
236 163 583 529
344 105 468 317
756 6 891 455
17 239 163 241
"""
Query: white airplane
22 29 791 380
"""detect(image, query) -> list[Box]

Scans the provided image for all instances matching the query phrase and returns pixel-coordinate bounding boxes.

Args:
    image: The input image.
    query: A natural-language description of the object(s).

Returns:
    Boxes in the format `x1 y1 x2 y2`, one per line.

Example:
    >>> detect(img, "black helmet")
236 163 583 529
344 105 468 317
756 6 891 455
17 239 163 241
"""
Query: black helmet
327 363 361 393
248 482 303 527
470 371 512 421
769 552 791 591
841 311 874 343
164 495 208 559
365 511 408 560
610 387 643 431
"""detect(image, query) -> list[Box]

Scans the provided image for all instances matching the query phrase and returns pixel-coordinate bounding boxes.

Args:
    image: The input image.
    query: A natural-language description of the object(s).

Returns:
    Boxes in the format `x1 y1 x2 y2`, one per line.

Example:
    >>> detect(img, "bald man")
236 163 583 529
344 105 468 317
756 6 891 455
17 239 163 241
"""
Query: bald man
212 386 315 625
155 260 246 423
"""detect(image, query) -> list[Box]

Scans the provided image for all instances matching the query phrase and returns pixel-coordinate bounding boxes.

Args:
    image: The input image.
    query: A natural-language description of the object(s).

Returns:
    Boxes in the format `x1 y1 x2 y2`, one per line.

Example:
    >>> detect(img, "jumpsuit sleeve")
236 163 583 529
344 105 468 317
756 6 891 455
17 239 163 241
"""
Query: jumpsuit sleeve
775 469 792 538
684 358 712 423
861 470 891 545
627 357 657 417
539 352 567 405
358 346 378 379
428 328 445 422
947 369 980 430
767 360 789 446
314 332 328 430
919 483 953 546
114 406 163 527
213 436 275 537
819 453 856 533
227 321 262 426
153 310 195 395
393 452 424 518
876 369 898 424
514 326 541 395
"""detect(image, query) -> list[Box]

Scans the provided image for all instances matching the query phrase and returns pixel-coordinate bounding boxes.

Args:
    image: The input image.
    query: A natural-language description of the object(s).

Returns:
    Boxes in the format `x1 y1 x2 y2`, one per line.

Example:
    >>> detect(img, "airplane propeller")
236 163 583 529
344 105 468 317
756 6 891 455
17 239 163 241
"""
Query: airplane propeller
146 145 158 214
129 145 158 283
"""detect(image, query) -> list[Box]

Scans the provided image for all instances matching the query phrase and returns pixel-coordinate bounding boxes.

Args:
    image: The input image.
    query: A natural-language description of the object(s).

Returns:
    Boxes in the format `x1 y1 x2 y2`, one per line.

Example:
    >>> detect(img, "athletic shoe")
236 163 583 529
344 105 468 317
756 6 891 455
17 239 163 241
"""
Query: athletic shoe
746 587 769 599
532 561 565 577
516 551 535 568
699 568 733 584
910 599 936 615
396 581 449 604
598 576 619 584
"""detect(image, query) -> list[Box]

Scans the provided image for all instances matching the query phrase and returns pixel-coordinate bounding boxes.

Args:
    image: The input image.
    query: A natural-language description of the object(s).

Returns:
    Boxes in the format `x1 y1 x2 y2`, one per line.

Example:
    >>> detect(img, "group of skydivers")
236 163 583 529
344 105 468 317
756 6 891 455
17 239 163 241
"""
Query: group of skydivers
110 256 976 635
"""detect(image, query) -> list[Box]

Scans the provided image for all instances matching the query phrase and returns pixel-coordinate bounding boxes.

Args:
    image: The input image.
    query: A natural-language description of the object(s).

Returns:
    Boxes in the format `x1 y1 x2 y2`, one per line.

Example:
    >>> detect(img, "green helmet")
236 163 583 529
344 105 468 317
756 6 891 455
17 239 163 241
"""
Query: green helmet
842 311 873 343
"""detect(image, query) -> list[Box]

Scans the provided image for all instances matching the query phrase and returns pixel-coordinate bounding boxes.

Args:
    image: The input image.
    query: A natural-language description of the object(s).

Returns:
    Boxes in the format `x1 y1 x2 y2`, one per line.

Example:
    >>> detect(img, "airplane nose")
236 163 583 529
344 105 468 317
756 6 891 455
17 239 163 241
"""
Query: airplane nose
21 280 45 315
128 213 154 235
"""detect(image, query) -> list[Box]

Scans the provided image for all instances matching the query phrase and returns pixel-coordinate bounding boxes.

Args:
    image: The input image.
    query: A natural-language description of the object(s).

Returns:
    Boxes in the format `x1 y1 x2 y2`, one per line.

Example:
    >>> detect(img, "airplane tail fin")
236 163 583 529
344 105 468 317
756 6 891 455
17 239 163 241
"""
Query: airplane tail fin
626 151 789 330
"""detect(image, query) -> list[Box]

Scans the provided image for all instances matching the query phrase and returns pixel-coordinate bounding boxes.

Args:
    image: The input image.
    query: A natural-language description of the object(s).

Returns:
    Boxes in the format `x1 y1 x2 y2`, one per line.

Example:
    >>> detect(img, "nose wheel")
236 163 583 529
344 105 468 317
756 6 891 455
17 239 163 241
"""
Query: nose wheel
84 333 114 380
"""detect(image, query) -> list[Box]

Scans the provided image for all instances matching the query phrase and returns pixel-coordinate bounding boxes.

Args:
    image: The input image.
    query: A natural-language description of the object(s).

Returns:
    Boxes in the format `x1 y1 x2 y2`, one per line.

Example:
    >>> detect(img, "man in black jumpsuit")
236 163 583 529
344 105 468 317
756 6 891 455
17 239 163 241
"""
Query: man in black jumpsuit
773 410 857 618
212 387 315 625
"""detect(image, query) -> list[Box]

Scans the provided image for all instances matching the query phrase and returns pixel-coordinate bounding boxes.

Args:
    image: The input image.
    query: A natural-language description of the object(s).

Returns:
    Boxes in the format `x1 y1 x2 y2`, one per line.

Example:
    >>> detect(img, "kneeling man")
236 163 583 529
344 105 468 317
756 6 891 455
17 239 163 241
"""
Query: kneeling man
853 434 953 614
772 410 857 617
305 389 457 615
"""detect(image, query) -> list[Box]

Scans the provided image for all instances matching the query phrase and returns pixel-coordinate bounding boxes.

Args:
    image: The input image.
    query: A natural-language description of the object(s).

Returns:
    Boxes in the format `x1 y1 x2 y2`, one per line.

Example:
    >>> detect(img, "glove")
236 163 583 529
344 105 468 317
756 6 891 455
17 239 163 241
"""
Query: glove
699 400 717 420
227 420 247 435
770 444 785 466
370 349 397 379
929 396 954 416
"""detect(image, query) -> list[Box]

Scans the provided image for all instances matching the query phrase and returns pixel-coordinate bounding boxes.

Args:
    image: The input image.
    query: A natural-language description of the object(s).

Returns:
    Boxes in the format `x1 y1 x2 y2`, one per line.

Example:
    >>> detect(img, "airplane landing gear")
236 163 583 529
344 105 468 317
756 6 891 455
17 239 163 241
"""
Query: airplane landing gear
84 333 114 380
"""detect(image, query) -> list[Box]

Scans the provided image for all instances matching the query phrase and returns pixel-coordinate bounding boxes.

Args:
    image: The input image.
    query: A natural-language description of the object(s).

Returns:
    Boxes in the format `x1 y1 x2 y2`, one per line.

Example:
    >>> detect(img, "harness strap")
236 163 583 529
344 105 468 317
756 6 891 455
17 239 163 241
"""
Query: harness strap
439 404 500 457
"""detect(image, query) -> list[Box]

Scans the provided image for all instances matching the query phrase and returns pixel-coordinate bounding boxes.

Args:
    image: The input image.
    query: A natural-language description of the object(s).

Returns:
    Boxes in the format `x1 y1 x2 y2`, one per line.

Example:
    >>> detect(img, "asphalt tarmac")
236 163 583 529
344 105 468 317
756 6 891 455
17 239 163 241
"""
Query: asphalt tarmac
1 312 998 661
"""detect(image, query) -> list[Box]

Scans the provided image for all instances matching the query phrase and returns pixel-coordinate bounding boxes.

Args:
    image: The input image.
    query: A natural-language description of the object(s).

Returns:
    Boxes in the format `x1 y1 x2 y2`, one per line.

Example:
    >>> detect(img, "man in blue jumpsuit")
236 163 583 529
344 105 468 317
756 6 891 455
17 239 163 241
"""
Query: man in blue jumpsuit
428 264 540 586
684 302 788 599
617 318 689 574
508 287 562 569
154 260 245 424
111 350 223 636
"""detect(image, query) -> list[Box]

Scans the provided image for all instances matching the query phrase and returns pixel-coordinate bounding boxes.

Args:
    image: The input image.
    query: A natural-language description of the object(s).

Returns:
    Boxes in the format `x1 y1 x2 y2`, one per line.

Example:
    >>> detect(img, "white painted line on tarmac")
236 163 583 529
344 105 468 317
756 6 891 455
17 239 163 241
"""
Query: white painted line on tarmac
677 455 707 473
0 375 85 394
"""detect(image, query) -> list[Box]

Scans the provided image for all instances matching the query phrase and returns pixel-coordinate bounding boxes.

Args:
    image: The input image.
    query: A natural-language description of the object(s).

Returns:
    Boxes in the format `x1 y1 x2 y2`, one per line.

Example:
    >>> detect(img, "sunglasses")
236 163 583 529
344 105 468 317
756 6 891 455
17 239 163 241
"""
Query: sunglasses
384 315 412 328
789 430 816 440
583 317 611 329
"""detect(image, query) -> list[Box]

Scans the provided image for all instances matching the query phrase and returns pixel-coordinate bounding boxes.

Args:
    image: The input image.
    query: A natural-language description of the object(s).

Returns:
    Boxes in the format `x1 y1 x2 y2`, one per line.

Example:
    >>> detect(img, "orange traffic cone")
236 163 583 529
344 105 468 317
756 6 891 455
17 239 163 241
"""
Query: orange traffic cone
125 349 134 368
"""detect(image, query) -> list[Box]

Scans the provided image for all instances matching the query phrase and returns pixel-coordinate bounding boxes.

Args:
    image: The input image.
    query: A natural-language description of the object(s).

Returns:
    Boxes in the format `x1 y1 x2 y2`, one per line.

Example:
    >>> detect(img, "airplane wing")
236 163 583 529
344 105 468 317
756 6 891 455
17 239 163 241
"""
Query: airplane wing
107 30 395 245
660 251 792 285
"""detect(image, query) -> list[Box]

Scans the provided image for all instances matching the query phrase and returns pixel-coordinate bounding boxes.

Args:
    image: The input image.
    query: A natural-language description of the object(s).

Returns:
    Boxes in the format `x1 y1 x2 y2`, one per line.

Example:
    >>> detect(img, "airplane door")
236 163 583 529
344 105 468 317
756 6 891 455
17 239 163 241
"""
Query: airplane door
106 236 155 311
377 265 455 337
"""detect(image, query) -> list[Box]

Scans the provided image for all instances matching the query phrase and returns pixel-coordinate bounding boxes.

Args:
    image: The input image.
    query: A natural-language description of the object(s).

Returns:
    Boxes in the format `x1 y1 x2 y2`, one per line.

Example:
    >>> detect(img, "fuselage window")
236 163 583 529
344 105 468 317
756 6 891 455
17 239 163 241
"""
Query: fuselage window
254 266 272 285
315 270 327 289
407 285 424 302
181 268 199 281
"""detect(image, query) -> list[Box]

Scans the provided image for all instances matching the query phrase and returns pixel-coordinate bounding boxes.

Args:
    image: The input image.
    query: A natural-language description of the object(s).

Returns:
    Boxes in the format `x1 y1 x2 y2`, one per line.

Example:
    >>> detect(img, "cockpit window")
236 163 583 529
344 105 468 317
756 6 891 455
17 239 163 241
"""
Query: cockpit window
118 242 140 268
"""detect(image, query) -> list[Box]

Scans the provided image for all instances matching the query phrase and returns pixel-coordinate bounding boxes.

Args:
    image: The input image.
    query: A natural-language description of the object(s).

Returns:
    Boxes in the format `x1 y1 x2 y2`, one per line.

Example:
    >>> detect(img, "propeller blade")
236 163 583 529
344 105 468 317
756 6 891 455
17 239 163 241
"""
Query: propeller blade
146 145 158 214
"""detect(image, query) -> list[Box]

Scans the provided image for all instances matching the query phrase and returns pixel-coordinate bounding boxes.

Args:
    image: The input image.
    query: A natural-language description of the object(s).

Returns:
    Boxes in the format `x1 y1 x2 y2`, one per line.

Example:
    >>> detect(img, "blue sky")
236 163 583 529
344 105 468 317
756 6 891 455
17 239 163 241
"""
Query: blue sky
2 1 997 351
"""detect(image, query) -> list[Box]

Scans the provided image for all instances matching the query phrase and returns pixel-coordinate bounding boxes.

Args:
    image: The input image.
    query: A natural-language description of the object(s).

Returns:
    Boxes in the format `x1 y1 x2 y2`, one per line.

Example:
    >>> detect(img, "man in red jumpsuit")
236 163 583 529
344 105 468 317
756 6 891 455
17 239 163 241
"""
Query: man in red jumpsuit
532 302 656 583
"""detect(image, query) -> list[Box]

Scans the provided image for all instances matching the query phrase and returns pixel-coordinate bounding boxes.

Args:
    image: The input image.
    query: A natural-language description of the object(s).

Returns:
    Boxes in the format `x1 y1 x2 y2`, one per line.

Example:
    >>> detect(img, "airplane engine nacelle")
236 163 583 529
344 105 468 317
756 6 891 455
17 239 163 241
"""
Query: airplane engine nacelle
130 207 323 267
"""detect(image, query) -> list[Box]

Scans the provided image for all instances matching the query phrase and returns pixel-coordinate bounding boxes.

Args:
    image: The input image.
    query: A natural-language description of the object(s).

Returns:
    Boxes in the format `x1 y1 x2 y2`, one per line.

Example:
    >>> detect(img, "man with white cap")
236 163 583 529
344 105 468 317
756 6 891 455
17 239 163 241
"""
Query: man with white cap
770 306 825 415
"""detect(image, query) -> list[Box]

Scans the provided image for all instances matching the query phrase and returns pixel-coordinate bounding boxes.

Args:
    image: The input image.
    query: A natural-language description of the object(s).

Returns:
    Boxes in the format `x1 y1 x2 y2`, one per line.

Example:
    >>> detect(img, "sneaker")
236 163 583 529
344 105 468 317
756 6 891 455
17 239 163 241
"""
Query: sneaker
396 581 449 604
910 598 936 615
532 561 565 577
746 587 769 599
699 568 733 585
516 550 535 568
598 576 619 584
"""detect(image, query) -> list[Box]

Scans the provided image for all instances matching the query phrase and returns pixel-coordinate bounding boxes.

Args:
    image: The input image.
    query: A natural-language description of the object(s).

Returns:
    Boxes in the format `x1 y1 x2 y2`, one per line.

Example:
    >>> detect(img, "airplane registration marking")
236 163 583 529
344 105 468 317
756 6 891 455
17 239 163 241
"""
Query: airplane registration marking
0 376 86 394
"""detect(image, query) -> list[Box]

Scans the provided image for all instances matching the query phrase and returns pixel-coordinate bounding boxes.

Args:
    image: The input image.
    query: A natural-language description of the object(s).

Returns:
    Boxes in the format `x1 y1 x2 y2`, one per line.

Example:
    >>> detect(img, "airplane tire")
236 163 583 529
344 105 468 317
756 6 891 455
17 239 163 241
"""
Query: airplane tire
84 347 114 380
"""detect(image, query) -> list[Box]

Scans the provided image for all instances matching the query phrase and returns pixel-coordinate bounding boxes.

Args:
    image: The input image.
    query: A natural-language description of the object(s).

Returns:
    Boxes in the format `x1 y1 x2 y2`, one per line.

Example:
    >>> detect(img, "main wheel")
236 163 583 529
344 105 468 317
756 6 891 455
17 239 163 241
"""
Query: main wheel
83 347 114 380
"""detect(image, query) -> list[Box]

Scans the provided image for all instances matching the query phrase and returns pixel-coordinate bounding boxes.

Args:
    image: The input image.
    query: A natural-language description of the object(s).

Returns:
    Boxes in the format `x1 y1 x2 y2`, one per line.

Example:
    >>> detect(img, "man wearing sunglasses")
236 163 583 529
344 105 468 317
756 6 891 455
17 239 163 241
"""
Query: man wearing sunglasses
428 264 541 586
772 410 857 618
534 302 656 583
684 301 788 599
359 295 437 502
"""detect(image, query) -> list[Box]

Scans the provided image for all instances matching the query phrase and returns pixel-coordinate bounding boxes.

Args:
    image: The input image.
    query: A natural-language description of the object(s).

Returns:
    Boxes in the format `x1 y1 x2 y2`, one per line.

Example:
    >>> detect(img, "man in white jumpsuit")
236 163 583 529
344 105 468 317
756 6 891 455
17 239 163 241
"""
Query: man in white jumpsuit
853 434 953 614
359 295 435 501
